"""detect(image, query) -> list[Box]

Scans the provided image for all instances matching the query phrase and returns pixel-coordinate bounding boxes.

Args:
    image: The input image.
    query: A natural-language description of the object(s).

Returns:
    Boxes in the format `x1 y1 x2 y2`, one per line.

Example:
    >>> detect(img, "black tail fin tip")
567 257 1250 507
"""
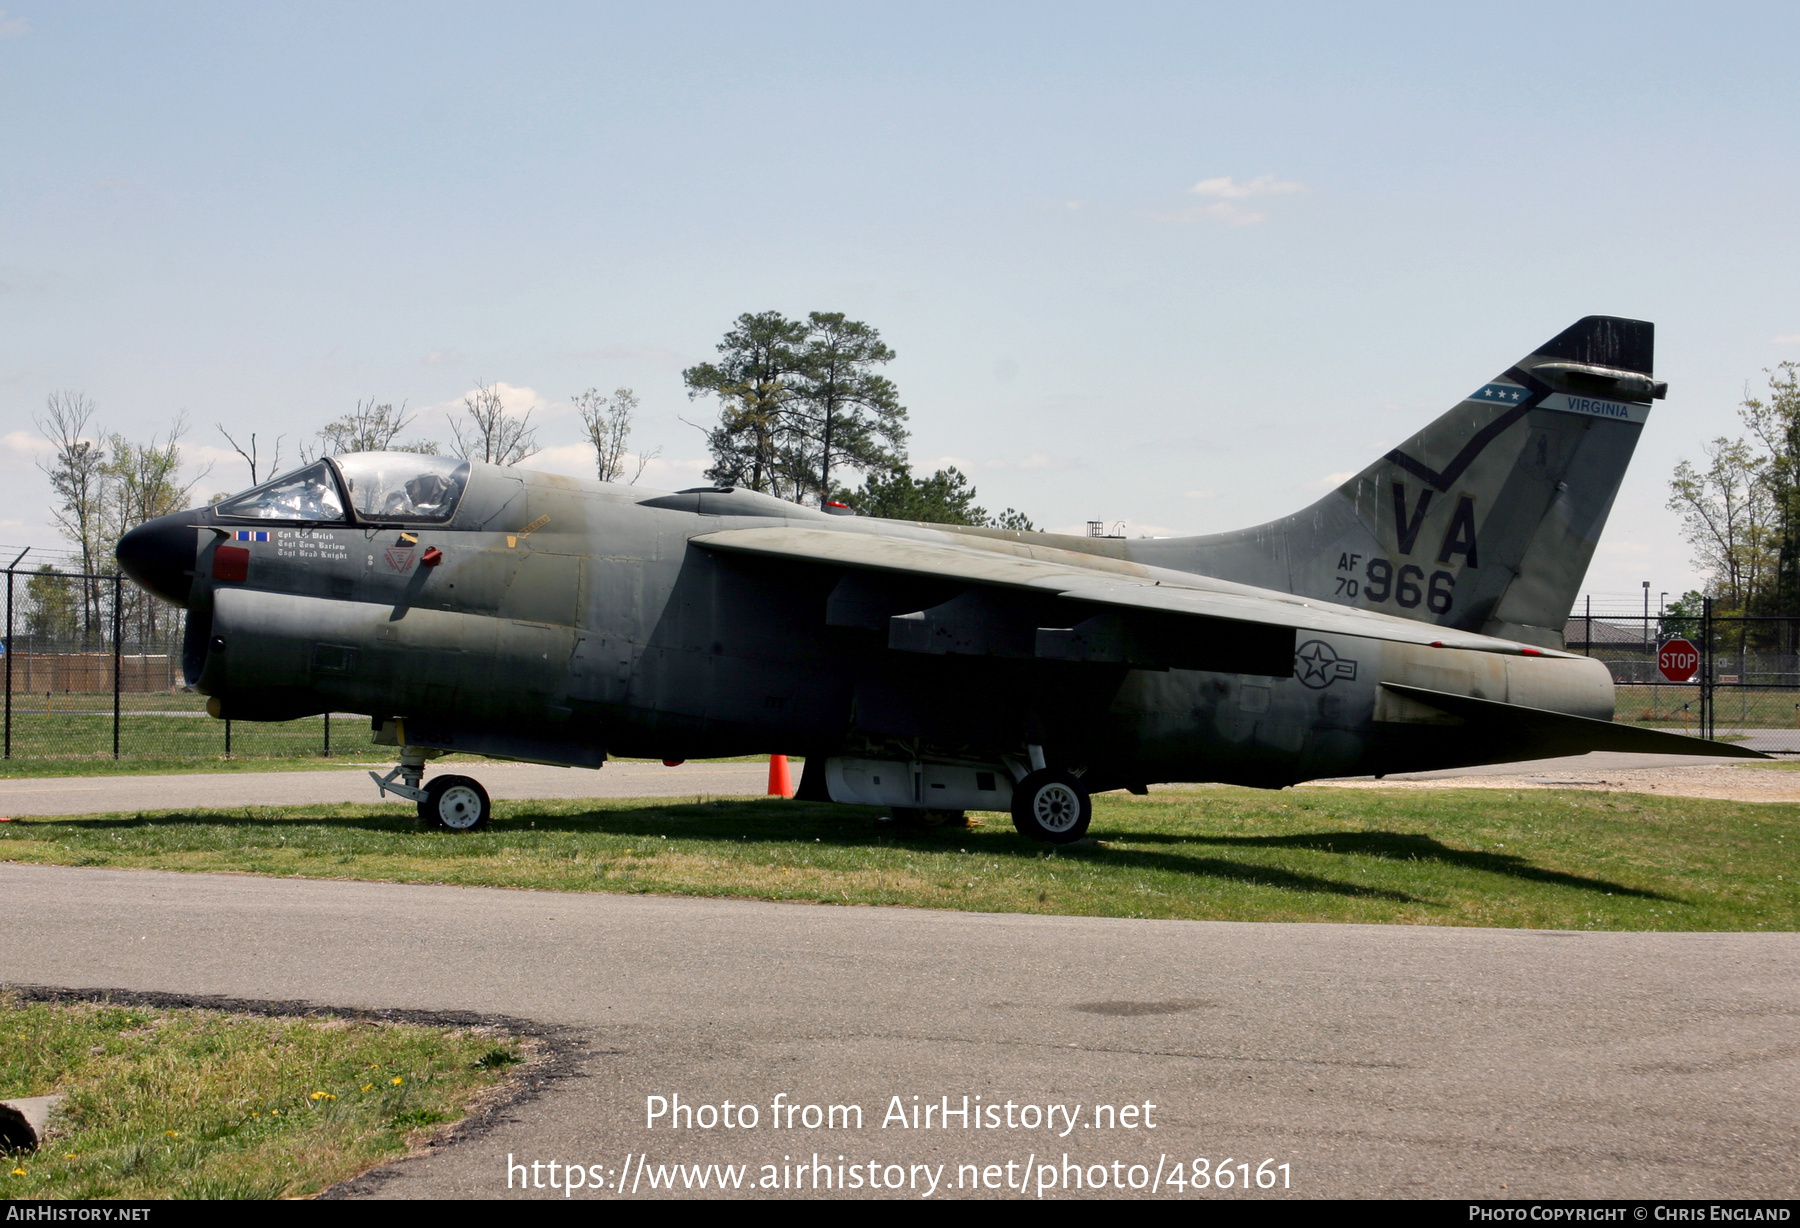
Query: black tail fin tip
1534 315 1654 376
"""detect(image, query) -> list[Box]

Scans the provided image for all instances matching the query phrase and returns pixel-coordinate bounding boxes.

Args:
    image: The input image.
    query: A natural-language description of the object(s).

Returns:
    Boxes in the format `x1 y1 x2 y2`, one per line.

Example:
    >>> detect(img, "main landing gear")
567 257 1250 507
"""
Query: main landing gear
370 747 493 832
1010 768 1091 844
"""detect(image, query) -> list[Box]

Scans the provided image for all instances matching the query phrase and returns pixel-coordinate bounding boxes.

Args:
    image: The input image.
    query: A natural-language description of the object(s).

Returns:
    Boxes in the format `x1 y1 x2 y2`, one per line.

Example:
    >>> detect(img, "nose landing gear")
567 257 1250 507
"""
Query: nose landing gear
369 746 492 832
419 775 492 832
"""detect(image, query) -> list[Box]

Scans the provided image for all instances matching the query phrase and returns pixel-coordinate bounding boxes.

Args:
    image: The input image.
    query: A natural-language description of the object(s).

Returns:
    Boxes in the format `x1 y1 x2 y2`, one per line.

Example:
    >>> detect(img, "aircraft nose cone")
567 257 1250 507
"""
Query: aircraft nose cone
116 509 202 607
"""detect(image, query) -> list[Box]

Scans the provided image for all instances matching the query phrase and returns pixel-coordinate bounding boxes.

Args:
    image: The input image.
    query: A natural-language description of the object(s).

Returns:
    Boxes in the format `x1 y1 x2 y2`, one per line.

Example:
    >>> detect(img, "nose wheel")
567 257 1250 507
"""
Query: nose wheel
420 775 492 832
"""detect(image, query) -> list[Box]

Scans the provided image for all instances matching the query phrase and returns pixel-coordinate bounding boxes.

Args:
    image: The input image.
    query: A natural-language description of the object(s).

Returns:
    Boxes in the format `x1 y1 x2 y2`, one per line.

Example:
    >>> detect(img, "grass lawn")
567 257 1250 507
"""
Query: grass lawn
0 994 526 1200
2 711 342 767
0 755 392 779
2 787 1794 930
0 743 782 777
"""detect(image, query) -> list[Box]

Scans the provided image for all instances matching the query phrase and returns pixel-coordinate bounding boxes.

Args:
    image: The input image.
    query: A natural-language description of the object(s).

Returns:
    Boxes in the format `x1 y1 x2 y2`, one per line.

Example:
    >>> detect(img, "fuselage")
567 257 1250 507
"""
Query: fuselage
117 454 1616 792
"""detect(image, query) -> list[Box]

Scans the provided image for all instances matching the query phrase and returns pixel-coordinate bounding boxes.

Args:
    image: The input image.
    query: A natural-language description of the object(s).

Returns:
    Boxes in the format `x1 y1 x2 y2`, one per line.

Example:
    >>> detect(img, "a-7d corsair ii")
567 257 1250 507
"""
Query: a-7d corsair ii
117 316 1752 841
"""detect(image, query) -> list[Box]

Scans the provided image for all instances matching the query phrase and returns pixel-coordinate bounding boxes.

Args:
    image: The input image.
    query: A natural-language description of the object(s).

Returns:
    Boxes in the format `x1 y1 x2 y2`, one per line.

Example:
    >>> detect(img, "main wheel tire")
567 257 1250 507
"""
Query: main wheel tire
420 774 491 832
1010 768 1091 843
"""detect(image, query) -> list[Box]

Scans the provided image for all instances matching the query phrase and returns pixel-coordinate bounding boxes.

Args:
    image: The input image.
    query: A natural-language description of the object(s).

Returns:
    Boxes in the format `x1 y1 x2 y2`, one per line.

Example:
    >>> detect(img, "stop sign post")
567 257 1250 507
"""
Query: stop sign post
1659 638 1699 683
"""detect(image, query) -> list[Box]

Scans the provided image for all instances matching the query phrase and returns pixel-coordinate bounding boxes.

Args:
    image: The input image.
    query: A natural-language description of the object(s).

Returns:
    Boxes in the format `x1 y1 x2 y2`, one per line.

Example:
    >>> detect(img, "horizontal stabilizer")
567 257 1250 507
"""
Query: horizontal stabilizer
1381 683 1769 760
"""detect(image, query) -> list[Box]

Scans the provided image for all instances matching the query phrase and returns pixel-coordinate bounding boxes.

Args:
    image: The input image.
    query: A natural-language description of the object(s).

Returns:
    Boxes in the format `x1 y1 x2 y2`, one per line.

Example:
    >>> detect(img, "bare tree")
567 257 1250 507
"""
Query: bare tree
450 381 540 466
34 390 108 641
575 386 658 484
305 399 437 461
108 413 208 535
217 424 283 486
1668 437 1775 611
107 414 209 642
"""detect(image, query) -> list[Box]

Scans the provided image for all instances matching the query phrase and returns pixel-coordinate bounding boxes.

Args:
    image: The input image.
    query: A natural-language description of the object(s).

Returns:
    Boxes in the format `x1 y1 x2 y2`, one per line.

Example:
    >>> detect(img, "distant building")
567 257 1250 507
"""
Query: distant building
1562 617 1653 652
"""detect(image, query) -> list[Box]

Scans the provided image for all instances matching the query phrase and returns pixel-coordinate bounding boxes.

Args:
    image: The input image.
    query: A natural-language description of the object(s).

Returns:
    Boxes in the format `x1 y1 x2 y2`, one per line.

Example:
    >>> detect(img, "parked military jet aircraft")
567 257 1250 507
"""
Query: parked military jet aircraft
116 315 1753 841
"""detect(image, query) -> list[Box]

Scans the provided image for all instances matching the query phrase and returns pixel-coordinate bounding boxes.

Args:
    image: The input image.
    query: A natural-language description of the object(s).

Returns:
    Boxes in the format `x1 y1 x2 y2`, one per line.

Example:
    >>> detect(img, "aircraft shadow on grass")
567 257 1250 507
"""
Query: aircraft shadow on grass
43 802 1675 902
1112 828 1673 901
52 802 1420 902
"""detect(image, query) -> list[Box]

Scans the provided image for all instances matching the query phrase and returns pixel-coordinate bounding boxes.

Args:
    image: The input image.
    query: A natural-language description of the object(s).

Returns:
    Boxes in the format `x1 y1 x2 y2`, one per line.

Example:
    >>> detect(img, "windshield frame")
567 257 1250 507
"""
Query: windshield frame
211 459 354 527
211 454 472 528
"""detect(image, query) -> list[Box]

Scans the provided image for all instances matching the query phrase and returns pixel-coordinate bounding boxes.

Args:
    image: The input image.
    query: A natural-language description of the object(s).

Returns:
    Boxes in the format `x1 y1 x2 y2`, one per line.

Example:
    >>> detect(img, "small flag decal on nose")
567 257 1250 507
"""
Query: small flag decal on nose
233 530 270 542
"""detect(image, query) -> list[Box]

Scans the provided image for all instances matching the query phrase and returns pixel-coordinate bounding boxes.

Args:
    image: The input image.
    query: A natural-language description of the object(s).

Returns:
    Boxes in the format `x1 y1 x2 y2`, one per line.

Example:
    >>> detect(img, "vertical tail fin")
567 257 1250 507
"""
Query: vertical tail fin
1140 316 1663 649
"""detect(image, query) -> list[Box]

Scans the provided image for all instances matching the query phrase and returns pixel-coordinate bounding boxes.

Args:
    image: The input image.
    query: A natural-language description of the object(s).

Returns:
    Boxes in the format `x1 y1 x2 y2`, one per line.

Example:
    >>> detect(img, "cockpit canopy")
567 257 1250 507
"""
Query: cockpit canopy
213 453 471 524
337 453 469 522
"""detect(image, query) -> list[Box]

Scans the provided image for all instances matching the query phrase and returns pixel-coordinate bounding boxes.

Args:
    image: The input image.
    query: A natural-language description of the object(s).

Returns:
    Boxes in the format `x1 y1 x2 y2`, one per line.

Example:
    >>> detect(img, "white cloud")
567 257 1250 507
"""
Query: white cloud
930 455 977 473
420 348 463 367
0 11 30 39
521 441 706 489
491 381 550 416
428 381 556 424
1156 175 1307 226
523 442 598 480
1017 452 1070 470
1189 174 1305 200
1 429 47 457
1310 470 1358 490
1184 488 1217 500
1773 333 1800 346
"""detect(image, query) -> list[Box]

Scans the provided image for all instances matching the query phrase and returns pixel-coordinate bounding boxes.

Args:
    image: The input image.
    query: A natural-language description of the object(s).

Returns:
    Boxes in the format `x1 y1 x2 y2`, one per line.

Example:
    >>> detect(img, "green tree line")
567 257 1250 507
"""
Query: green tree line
1667 362 1800 616
684 310 1033 529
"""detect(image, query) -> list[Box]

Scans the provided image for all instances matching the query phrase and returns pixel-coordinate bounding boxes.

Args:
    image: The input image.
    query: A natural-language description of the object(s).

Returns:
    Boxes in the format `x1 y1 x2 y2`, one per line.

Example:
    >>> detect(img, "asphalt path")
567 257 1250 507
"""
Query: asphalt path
0 760 771 816
0 751 1770 817
3 863 1794 1200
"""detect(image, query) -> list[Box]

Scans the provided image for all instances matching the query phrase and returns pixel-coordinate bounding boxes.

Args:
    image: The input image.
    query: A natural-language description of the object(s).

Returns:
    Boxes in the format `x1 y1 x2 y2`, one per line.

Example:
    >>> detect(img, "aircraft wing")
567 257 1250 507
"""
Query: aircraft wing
689 525 1569 658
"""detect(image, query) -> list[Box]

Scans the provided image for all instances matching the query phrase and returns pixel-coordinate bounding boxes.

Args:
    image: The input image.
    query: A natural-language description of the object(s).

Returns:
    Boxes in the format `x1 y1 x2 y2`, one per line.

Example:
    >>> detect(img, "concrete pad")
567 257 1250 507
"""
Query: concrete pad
0 760 771 816
0 1095 62 1151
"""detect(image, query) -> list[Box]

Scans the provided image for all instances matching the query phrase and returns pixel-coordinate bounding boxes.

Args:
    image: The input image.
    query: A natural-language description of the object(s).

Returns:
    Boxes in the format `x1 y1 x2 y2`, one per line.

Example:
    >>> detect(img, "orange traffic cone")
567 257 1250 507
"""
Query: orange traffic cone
767 754 795 798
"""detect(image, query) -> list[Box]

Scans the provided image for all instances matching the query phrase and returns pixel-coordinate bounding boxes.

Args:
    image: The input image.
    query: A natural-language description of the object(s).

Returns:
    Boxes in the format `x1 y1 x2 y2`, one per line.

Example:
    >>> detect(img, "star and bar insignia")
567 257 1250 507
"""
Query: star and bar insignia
1468 382 1528 405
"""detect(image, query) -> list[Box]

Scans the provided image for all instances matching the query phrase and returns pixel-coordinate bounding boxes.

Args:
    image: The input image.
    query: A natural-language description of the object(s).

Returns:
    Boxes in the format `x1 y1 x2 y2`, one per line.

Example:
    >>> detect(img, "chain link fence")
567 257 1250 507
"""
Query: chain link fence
1568 597 1800 752
4 564 344 765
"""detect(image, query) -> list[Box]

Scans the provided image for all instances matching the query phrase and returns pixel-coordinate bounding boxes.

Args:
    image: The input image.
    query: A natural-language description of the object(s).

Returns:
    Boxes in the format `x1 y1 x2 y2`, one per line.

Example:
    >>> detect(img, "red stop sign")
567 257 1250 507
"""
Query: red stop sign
1658 638 1699 682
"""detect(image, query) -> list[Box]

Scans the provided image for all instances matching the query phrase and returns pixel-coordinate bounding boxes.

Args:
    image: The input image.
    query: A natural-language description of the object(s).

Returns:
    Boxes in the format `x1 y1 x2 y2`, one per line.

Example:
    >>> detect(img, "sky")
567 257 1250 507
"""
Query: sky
4 2 1798 614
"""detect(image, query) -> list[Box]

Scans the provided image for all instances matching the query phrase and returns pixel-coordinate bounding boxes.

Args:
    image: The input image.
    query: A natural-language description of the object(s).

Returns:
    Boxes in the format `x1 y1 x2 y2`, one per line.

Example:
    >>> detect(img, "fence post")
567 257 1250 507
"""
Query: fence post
323 711 331 758
1701 596 1713 740
4 566 11 760
112 572 121 760
224 717 232 759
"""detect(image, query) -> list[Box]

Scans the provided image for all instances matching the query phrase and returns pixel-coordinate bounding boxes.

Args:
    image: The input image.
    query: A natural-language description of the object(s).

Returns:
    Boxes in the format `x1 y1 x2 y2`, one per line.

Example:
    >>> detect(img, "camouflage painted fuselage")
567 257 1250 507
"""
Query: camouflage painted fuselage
121 316 1705 796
